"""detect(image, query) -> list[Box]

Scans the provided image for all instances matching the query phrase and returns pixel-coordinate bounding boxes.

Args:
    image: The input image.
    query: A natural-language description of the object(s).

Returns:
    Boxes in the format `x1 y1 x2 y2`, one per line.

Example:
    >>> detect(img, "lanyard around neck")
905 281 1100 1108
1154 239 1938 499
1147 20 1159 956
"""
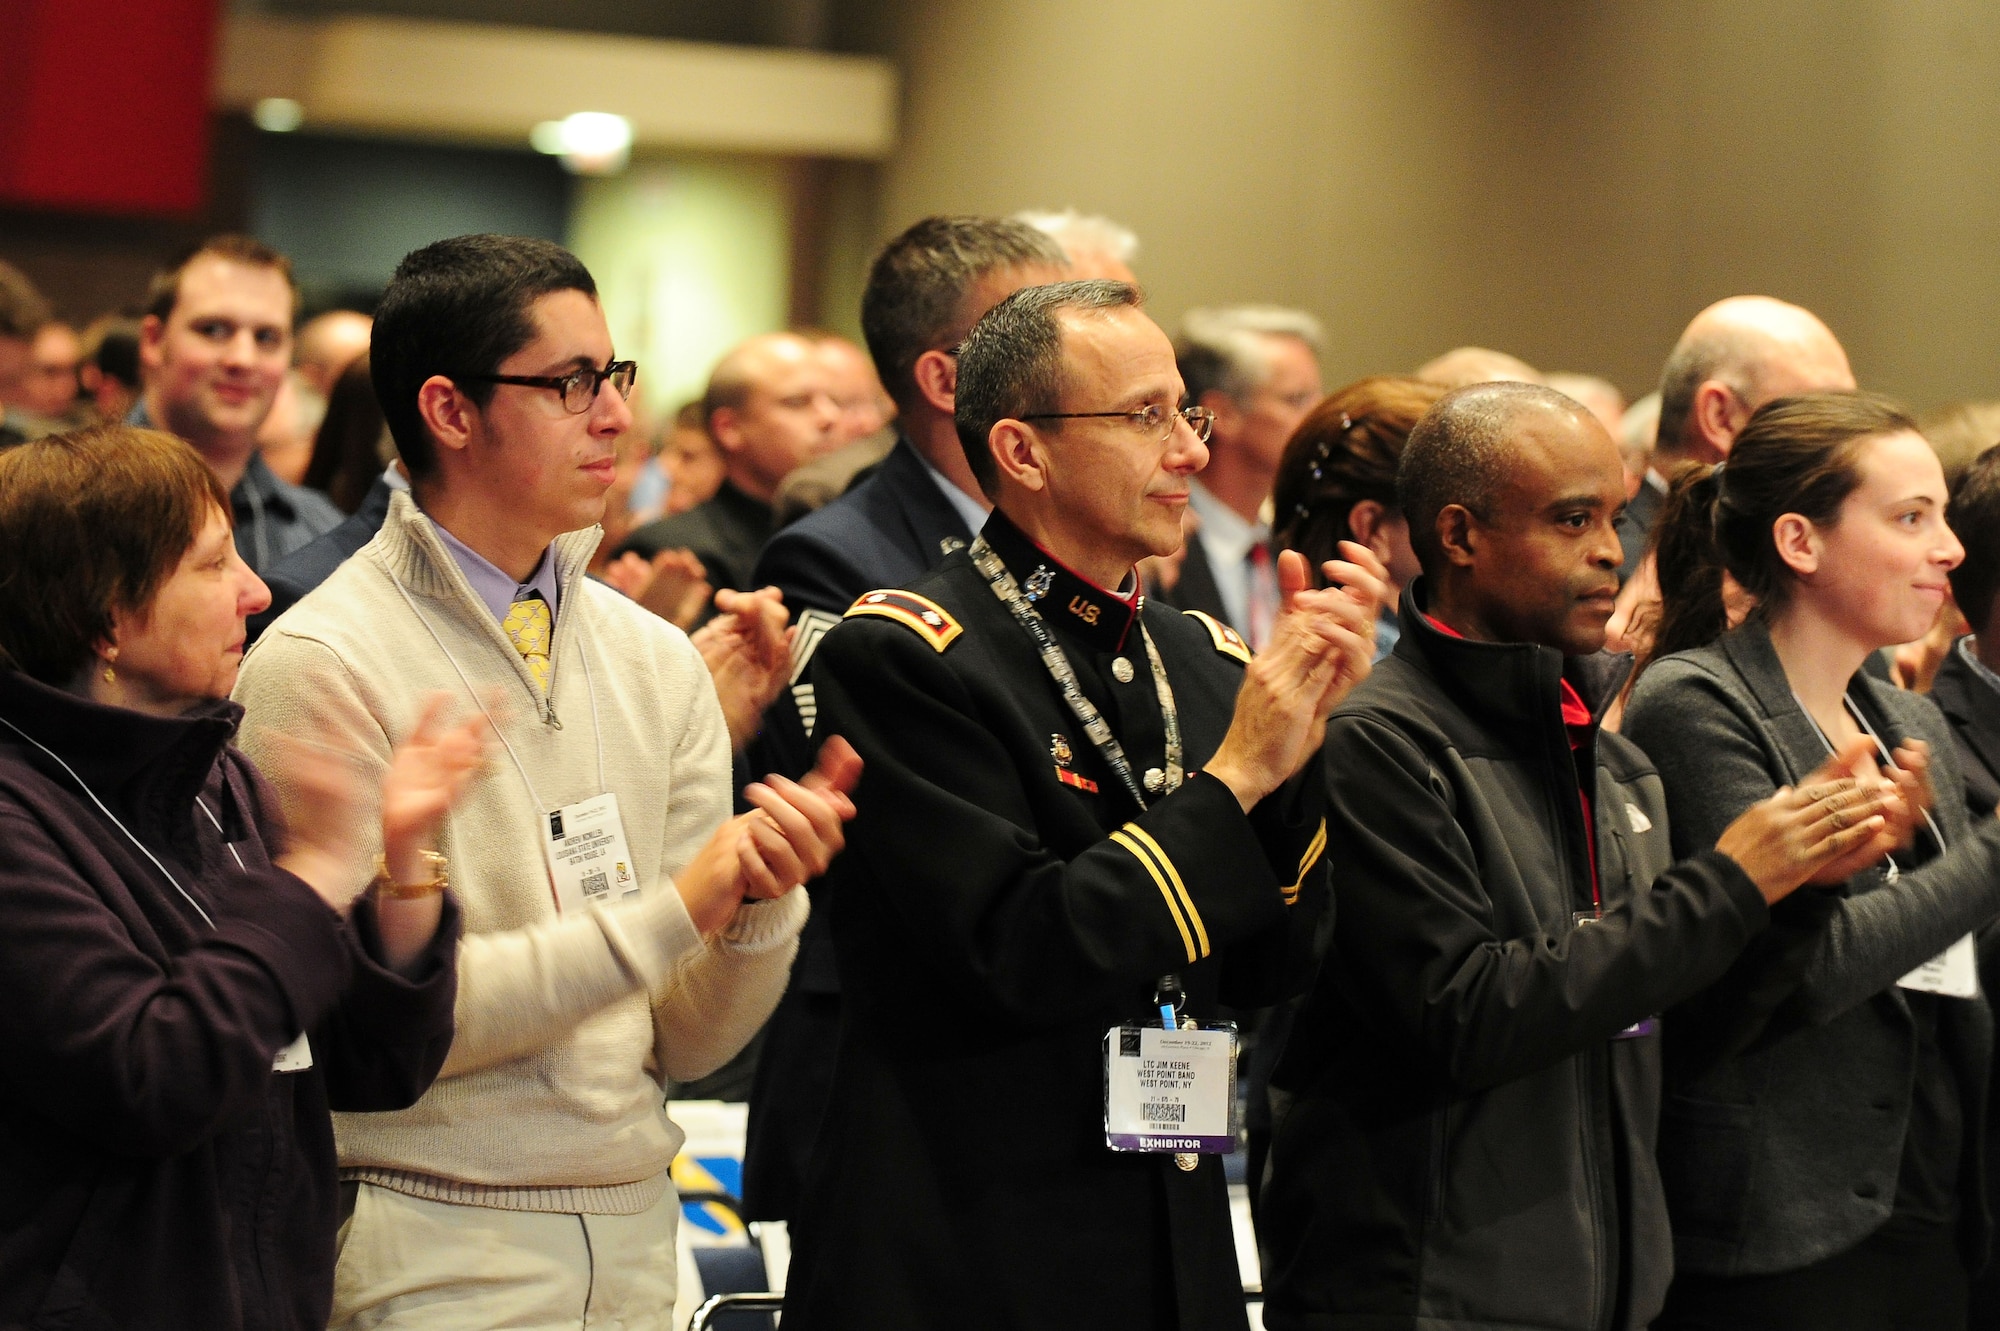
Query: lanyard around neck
970 535 1182 810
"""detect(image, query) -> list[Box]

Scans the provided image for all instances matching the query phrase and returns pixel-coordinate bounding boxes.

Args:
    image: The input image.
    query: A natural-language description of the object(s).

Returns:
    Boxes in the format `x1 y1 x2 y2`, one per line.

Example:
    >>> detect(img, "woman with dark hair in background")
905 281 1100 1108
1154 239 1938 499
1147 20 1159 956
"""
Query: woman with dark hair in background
1624 393 2000 1329
0 425 488 1329
1270 374 1445 660
302 355 392 515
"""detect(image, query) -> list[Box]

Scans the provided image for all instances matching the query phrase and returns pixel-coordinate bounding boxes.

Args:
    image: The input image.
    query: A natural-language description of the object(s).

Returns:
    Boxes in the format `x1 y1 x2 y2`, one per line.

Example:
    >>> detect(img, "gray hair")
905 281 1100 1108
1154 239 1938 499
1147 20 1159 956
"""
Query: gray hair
1175 305 1324 405
1399 381 1579 573
861 215 1067 414
954 279 1141 499
1013 209 1141 264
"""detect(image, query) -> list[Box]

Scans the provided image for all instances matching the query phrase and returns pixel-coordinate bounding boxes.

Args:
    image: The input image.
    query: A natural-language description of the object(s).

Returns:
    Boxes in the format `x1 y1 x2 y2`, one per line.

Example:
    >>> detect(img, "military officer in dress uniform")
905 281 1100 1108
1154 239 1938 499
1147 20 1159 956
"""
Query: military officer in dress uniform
780 279 1386 1331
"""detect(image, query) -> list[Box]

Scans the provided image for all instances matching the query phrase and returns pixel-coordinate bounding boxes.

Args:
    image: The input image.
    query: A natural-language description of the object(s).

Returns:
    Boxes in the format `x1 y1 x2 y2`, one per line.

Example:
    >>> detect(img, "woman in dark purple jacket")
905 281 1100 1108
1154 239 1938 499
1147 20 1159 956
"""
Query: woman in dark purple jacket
0 426 488 1329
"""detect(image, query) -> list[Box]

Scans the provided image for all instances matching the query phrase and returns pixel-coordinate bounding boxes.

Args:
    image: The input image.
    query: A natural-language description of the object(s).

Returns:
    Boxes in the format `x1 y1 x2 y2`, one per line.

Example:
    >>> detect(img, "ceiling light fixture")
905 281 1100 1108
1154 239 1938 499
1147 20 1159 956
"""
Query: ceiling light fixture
530 112 633 175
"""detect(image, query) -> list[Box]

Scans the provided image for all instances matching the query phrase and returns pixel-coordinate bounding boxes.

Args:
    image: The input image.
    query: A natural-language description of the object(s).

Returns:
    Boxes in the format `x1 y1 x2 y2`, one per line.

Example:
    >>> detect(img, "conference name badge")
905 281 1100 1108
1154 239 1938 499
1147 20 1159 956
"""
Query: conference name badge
1899 932 1979 999
542 792 638 914
1103 1024 1238 1155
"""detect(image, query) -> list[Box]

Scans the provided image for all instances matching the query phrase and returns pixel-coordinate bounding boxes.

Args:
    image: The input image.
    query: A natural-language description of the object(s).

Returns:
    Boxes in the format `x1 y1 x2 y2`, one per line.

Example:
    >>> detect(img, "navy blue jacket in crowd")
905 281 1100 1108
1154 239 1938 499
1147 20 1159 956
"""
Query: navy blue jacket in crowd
248 472 397 643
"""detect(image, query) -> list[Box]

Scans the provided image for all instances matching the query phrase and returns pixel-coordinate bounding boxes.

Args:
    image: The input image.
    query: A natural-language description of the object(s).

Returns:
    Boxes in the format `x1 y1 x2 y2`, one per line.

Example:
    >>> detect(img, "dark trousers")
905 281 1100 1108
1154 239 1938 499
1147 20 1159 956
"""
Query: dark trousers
1656 1214 1968 1331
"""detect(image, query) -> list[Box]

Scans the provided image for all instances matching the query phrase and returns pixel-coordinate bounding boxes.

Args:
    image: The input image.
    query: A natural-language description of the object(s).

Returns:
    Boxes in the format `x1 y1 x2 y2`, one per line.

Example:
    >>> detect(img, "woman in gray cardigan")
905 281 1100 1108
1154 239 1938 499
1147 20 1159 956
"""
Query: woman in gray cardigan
1625 392 2000 1329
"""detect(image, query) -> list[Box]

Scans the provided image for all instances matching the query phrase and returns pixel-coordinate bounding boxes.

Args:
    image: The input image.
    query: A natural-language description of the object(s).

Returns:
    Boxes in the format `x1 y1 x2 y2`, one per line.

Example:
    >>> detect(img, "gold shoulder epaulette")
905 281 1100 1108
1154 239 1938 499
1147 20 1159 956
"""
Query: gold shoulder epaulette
1183 609 1252 664
845 589 963 653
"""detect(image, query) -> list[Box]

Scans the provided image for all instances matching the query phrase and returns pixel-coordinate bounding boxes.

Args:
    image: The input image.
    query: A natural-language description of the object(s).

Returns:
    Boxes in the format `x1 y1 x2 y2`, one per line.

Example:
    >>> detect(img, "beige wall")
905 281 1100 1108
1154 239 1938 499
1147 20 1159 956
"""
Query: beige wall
860 0 2000 410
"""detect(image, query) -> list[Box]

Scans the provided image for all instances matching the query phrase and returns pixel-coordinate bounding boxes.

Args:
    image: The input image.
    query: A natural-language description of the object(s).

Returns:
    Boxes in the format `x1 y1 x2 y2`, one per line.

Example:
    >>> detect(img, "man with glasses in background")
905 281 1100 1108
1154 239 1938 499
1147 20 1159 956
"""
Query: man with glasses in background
780 279 1382 1330
235 233 857 1328
1164 306 1325 649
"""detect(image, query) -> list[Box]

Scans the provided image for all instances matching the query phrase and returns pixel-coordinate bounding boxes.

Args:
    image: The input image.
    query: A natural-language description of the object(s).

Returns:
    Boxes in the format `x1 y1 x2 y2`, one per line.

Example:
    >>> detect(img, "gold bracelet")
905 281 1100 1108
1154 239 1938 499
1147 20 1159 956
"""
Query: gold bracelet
372 849 449 900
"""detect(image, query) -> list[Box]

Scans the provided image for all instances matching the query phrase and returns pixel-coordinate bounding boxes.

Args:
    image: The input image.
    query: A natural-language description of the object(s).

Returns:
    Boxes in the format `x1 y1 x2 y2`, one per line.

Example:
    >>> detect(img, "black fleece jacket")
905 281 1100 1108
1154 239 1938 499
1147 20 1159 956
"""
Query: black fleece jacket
0 669 459 1330
1262 584 1769 1331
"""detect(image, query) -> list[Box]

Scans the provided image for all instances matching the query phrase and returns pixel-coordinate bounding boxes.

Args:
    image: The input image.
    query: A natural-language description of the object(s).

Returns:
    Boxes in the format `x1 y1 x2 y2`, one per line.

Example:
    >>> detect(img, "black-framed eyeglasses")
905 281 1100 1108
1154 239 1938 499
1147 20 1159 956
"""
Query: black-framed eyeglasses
458 360 638 414
1019 403 1215 444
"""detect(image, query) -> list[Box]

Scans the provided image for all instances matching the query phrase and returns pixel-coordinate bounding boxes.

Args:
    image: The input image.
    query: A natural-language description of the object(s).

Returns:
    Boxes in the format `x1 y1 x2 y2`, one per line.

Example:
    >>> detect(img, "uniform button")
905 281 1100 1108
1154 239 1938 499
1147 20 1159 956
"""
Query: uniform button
1854 1182 1880 1199
1112 656 1135 683
1144 768 1166 795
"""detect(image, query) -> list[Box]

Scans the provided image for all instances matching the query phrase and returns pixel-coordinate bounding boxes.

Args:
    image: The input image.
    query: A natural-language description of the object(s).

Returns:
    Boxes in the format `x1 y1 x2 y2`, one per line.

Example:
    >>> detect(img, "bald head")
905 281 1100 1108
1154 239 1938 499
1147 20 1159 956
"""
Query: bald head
1415 346 1544 391
294 310 373 396
1656 296 1853 468
704 331 841 502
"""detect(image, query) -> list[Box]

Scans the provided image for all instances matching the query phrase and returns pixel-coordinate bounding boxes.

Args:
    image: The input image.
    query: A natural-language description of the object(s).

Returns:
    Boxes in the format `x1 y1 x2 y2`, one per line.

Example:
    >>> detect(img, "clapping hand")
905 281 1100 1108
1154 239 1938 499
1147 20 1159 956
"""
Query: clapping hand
691 585 796 751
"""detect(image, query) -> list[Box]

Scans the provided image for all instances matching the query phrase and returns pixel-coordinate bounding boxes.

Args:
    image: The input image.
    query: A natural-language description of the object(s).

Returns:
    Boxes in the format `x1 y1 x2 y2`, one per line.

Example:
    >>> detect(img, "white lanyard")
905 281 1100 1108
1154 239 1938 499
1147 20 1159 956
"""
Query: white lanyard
387 572 608 813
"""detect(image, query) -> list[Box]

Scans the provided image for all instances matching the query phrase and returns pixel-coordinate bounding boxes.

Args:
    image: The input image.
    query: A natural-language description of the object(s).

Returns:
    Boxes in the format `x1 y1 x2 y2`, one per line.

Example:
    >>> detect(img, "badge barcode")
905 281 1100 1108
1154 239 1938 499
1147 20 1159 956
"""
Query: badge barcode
581 870 609 898
1141 1102 1186 1124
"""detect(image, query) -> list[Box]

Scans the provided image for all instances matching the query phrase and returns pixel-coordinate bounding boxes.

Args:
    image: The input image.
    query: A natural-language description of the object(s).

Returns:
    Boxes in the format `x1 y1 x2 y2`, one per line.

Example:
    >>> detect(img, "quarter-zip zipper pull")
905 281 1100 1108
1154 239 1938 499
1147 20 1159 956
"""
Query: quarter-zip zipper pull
545 698 562 729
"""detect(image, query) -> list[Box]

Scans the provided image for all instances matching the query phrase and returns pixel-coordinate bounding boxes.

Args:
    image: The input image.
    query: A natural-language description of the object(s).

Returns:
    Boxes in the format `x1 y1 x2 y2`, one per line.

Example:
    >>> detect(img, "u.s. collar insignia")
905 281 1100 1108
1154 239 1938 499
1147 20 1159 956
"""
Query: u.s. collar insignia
1023 565 1056 603
939 536 966 556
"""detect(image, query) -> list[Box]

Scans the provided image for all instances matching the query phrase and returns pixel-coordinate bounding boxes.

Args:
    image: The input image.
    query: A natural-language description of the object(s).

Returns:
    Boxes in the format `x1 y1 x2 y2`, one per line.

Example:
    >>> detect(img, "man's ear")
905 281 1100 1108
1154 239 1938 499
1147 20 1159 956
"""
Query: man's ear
1771 512 1822 577
1692 380 1748 459
989 419 1046 494
912 349 957 416
416 375 477 460
708 406 747 455
1435 504 1479 569
138 314 165 375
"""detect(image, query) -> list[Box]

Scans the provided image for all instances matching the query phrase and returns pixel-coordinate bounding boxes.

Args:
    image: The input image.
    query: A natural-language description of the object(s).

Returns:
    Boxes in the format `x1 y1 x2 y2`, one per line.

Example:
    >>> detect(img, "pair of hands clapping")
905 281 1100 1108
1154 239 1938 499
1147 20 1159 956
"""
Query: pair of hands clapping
1204 542 1388 812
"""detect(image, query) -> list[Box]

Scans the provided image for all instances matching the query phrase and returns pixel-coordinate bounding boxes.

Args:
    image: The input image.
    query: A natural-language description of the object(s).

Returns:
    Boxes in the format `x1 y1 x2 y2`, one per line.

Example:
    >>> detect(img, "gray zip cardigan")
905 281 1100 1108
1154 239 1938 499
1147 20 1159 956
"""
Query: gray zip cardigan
1625 620 2000 1277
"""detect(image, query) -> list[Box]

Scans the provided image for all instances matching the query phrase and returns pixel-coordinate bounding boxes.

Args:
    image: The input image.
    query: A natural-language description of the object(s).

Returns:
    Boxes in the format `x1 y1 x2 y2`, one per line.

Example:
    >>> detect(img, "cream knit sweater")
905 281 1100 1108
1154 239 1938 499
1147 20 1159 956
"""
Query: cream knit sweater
234 491 806 1214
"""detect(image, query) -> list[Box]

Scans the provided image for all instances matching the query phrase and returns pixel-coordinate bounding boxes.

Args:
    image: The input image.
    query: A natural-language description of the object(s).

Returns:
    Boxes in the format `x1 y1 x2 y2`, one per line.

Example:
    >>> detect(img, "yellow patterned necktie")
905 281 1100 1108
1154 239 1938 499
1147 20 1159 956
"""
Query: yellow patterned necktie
502 594 552 693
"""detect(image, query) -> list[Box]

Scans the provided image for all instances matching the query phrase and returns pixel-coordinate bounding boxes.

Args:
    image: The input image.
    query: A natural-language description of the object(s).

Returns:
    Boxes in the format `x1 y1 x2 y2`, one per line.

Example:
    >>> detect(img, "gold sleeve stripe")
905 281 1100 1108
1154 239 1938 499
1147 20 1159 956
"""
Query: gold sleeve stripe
1123 823 1210 960
1284 818 1328 906
1111 829 1198 965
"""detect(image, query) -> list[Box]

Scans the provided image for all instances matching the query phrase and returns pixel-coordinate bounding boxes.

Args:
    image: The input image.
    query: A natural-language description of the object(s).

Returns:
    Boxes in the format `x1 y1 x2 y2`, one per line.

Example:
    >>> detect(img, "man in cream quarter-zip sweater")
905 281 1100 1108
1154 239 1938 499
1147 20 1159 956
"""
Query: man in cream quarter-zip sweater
234 234 858 1328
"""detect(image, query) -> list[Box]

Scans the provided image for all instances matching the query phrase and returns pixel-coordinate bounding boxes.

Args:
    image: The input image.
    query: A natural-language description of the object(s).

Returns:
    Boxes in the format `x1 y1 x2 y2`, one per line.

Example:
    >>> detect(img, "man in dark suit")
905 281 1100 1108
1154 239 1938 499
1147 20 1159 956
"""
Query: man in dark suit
738 214 1068 1221
1934 447 2000 820
1164 306 1323 648
246 465 401 642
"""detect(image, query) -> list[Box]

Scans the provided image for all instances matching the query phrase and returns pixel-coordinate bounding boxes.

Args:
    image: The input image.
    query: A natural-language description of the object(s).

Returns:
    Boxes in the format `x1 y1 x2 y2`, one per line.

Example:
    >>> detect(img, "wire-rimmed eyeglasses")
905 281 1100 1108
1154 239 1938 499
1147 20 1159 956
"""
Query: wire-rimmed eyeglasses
458 360 638 414
1019 403 1215 444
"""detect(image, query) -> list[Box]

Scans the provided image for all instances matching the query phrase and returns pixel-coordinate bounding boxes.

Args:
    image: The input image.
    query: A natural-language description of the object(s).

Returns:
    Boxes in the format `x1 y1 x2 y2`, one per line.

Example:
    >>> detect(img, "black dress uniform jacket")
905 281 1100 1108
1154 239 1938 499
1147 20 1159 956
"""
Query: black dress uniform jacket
741 437 977 1219
1262 585 1771 1331
783 510 1331 1331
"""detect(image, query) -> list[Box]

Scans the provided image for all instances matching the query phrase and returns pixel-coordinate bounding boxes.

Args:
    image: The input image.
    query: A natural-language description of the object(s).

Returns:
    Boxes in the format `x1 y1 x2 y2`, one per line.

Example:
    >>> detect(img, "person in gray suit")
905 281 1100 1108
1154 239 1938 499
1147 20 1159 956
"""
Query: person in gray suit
1626 391 2000 1329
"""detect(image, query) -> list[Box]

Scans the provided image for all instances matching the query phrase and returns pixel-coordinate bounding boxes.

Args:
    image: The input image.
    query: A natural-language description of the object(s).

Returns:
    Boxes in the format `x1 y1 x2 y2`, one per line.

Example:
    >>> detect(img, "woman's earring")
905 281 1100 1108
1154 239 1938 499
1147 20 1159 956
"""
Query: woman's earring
102 649 117 685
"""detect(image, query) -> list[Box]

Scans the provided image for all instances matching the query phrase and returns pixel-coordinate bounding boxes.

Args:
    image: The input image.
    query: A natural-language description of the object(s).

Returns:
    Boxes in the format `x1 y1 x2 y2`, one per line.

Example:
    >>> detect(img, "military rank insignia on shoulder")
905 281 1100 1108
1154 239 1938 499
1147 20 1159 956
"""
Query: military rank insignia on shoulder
1183 610 1252 664
845 589 964 652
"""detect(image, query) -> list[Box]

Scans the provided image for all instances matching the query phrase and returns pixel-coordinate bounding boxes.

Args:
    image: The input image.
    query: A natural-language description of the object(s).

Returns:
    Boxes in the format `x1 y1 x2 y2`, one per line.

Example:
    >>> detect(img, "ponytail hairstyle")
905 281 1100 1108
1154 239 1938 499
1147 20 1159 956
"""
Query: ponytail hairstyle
1272 375 1447 575
1645 390 1918 668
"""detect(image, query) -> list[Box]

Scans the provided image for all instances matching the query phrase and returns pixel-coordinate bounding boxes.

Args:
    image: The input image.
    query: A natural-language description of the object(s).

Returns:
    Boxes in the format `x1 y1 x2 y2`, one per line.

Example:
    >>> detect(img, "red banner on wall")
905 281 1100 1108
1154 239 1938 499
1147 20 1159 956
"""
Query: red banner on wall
0 0 221 216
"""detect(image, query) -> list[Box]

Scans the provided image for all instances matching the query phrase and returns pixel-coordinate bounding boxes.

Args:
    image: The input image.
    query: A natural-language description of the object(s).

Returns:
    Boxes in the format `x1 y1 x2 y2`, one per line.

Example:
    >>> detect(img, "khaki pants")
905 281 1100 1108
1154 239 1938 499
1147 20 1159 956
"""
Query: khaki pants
332 1182 682 1330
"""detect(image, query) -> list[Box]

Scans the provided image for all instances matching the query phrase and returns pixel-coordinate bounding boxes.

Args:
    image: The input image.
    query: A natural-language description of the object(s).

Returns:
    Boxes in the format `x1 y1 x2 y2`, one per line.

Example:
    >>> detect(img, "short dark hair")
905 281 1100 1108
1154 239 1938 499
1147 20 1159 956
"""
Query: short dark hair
1949 446 2000 634
954 279 1139 499
144 235 297 325
861 215 1066 414
0 260 51 342
1398 381 1567 573
0 426 230 685
370 234 597 479
1648 391 1916 665
1273 375 1446 572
